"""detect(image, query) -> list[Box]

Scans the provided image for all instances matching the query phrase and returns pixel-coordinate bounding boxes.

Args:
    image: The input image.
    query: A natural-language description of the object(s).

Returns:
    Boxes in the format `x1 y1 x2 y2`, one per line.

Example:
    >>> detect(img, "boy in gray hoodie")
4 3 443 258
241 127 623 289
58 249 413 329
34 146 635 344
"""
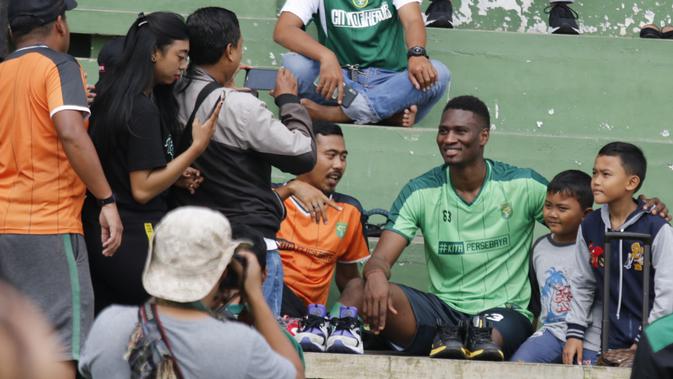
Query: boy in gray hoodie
511 170 602 364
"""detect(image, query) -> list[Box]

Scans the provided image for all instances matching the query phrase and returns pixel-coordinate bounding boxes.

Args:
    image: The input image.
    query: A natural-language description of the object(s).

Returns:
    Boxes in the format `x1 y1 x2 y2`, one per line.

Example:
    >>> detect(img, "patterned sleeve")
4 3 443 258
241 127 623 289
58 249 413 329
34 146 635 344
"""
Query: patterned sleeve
384 181 422 244
46 58 89 118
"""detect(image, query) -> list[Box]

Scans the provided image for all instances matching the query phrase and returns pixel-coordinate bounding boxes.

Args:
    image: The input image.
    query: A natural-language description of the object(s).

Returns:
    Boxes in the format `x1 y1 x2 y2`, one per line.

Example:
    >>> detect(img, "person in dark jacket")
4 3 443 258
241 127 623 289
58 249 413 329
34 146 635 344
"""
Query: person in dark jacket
173 7 316 316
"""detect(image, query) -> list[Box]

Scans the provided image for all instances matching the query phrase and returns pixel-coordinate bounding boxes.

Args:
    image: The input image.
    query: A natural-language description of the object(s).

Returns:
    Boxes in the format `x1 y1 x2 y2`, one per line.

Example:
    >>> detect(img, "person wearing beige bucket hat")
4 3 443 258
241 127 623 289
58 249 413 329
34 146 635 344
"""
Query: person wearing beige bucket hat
79 207 304 379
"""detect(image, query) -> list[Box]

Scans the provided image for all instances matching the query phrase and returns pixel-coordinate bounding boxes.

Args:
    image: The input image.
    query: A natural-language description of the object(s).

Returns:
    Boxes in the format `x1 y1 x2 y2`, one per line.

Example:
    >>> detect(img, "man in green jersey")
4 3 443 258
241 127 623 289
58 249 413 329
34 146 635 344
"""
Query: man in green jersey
332 95 546 360
273 0 450 127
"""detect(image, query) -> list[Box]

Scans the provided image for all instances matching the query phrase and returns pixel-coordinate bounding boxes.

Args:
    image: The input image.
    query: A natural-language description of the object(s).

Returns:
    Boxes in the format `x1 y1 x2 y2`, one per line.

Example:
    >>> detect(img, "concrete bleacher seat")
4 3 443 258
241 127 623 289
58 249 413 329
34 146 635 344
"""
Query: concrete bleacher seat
304 353 630 379
68 0 673 297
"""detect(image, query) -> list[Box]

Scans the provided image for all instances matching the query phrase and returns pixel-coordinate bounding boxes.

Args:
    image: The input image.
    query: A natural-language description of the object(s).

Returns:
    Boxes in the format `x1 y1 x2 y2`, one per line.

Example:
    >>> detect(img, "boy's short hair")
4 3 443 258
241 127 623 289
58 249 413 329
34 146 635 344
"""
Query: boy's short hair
548 170 593 209
442 95 490 129
598 142 647 192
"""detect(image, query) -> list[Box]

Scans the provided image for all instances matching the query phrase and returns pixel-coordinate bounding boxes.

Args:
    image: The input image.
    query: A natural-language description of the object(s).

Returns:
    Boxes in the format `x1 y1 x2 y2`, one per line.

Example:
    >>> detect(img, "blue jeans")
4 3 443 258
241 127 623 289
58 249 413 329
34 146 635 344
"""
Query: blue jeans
262 250 283 317
511 329 599 364
282 53 451 124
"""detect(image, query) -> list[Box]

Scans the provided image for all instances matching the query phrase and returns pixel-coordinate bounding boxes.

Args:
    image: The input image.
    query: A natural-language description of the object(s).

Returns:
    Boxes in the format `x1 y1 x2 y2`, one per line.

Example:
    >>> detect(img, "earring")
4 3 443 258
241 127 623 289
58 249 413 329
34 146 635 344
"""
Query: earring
151 56 157 63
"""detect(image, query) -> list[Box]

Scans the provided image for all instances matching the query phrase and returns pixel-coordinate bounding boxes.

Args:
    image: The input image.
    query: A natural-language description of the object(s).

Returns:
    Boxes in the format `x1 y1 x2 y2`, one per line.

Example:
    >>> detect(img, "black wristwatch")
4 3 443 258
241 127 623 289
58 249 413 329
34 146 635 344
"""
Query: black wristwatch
407 46 429 59
97 194 116 207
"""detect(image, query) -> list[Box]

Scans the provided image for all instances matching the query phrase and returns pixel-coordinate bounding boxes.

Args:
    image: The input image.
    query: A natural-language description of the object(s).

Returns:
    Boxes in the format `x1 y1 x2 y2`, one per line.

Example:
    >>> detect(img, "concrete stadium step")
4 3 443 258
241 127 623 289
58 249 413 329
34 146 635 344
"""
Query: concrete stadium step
304 352 631 379
69 0 673 38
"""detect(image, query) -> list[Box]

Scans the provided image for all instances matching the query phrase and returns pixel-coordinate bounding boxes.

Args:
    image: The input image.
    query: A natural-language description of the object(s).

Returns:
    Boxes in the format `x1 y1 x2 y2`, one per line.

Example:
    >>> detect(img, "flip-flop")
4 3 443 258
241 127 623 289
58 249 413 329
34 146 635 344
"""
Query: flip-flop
661 25 673 39
640 24 661 38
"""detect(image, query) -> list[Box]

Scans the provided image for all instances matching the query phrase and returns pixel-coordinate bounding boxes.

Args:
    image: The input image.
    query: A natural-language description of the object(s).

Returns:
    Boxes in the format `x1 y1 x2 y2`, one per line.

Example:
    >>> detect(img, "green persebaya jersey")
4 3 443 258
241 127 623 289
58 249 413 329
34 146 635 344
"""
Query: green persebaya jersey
386 160 548 320
314 0 407 71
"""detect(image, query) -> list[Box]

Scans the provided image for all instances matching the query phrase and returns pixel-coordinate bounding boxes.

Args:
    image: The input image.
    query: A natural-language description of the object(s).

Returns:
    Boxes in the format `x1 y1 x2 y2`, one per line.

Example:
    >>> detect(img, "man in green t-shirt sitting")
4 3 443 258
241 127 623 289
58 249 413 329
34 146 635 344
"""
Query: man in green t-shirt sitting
321 95 547 360
274 0 450 127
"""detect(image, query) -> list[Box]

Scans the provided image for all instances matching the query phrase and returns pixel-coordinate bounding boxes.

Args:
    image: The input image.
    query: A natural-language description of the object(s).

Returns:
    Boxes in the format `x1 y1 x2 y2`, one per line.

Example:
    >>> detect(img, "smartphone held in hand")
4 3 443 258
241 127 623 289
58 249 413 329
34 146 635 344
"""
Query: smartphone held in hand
244 68 278 91
312 77 359 108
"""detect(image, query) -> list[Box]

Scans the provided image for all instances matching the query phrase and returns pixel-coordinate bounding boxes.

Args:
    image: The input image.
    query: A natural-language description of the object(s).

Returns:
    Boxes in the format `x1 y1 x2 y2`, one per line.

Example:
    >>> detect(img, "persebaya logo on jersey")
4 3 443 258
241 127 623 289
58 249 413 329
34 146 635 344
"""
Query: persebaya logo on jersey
352 0 368 8
331 3 393 28
336 222 348 238
500 202 512 219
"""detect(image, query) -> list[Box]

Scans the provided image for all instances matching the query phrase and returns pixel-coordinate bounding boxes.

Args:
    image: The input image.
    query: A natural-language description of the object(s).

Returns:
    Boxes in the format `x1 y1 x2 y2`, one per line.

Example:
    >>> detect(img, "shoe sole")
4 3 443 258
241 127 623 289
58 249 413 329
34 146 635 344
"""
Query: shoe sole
326 339 363 354
549 25 580 35
467 348 504 361
425 17 453 29
297 336 326 352
429 345 469 359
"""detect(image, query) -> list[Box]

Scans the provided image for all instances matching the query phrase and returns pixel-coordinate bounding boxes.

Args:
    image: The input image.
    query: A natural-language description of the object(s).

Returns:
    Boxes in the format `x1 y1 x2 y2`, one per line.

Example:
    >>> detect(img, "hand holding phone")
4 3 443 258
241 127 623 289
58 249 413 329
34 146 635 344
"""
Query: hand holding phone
272 68 298 97
313 77 359 108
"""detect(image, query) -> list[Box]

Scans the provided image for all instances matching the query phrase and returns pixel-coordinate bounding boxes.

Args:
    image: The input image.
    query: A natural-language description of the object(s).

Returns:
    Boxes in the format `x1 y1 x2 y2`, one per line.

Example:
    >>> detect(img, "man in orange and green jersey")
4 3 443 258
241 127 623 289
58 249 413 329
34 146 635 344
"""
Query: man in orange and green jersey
336 96 548 359
0 1 122 377
274 121 370 354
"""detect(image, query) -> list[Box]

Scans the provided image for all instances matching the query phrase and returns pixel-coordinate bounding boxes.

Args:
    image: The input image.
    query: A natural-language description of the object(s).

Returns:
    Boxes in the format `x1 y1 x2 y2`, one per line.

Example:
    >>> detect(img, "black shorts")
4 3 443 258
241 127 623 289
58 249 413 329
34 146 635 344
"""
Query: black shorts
397 284 533 358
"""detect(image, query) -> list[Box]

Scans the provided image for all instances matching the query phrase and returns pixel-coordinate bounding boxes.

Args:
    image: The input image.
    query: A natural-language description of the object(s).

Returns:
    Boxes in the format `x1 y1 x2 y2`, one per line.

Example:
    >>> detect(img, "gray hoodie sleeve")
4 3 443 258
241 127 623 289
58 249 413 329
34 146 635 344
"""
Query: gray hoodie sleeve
566 225 597 340
650 223 673 323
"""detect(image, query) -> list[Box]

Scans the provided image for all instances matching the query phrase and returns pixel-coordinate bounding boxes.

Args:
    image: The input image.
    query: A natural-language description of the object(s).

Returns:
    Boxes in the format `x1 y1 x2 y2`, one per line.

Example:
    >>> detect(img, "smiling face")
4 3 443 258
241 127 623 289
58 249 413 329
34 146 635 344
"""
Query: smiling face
153 39 190 85
301 134 348 194
436 109 489 167
591 155 640 204
544 191 587 242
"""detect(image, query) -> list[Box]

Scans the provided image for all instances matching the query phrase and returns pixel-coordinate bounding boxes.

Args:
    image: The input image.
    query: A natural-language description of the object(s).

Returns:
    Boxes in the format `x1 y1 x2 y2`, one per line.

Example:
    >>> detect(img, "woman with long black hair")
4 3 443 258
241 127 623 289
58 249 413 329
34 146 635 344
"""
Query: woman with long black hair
82 12 222 314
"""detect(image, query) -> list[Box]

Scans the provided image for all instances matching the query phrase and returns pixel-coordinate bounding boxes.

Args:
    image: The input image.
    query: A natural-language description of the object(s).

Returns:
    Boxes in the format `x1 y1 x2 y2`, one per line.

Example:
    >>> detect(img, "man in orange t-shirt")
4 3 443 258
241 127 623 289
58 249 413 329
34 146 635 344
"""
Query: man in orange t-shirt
0 1 122 376
274 121 369 354
276 122 369 313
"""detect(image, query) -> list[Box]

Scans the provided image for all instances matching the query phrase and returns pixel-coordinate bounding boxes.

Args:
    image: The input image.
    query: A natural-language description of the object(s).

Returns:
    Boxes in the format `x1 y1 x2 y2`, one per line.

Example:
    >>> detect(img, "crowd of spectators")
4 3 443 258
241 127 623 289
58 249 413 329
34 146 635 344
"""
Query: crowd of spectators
1 1 672 379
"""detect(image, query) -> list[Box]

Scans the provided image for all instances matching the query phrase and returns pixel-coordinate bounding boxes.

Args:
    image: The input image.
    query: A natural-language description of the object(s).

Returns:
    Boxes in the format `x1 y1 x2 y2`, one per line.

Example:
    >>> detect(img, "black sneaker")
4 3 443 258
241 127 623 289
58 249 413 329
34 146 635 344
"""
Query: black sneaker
465 316 504 361
545 2 580 35
429 319 468 359
425 0 453 29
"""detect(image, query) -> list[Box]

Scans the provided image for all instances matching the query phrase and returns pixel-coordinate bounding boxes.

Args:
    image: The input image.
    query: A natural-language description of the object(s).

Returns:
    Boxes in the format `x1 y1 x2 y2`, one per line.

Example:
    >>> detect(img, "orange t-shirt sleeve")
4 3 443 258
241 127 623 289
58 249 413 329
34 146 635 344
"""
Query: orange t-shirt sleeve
46 59 89 118
338 208 370 263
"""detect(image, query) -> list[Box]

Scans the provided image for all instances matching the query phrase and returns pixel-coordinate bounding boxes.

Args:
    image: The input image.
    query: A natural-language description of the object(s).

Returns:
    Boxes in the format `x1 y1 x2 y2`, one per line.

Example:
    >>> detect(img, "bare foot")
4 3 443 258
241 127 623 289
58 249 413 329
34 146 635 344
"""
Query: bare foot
401 105 418 127
383 105 418 127
300 98 352 123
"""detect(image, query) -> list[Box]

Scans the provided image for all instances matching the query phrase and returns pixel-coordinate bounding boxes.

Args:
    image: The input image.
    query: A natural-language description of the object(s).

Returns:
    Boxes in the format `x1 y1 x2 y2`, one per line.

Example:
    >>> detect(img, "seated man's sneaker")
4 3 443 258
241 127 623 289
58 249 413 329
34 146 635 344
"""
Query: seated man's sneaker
425 0 453 29
294 304 330 352
465 315 504 361
326 306 364 354
546 1 580 35
430 320 468 359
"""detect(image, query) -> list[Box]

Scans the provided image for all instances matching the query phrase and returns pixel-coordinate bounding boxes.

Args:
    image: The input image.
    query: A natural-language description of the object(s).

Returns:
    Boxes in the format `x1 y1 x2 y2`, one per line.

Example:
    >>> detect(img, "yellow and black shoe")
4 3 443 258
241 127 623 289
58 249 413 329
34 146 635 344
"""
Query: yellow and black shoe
429 320 469 359
465 315 504 361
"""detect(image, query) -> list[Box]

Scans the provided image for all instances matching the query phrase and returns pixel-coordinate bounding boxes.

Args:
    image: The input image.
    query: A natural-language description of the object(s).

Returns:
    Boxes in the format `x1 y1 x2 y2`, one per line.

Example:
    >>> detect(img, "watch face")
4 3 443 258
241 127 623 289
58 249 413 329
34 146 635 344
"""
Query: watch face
409 47 426 57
